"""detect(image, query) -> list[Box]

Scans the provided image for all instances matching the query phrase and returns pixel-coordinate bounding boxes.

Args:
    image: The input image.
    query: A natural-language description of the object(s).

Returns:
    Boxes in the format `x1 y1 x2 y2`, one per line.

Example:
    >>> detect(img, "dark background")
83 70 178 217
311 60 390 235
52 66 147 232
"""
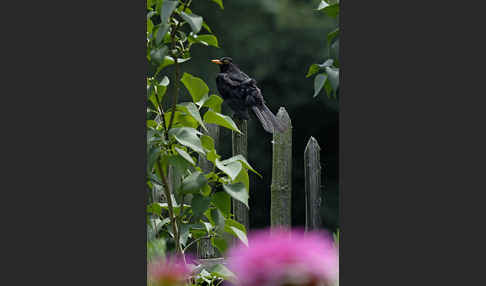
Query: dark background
175 0 339 231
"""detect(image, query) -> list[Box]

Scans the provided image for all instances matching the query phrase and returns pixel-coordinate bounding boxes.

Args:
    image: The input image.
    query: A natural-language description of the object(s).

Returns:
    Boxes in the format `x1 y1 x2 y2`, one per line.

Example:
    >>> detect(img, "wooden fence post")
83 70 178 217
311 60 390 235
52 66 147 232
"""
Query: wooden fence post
304 136 322 231
197 124 220 259
232 118 250 231
271 107 292 228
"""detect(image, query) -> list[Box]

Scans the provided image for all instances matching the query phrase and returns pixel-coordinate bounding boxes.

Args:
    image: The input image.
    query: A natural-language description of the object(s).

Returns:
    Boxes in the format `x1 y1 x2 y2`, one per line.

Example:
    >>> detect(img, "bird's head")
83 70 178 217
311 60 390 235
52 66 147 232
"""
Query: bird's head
211 57 234 72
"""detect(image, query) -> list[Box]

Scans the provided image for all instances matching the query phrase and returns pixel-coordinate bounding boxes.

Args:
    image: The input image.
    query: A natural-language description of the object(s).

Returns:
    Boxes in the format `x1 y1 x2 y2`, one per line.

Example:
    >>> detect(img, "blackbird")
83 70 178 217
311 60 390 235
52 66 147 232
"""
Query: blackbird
211 57 287 134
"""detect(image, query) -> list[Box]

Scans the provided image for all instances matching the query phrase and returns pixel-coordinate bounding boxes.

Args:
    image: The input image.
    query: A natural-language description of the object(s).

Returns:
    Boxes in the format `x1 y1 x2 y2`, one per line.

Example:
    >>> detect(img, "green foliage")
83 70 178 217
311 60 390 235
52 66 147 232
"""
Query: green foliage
147 2 253 283
203 110 241 133
223 183 249 208
147 238 166 261
333 228 340 248
308 0 340 99
193 264 236 286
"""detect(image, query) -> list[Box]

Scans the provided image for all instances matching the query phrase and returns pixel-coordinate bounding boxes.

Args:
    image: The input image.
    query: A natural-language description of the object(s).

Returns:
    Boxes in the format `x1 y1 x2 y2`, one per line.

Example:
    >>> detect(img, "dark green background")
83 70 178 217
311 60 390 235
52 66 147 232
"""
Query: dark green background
167 0 338 231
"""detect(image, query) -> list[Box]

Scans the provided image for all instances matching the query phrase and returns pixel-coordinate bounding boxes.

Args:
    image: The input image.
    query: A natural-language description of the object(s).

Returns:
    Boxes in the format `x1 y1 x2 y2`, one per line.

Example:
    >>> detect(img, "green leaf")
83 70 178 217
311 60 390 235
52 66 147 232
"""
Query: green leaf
174 147 195 166
225 218 247 233
147 19 154 34
322 3 340 18
147 173 163 186
169 127 205 154
320 59 334 68
147 238 166 260
180 11 203 34
200 135 215 151
154 202 190 216
147 202 163 216
207 149 220 163
334 229 340 248
181 171 208 194
154 86 166 104
317 1 329 10
313 73 327 98
160 76 170 86
211 236 228 254
215 159 242 181
154 76 170 104
306 64 320 78
224 219 248 246
202 221 213 234
179 223 190 246
327 28 339 47
177 102 207 132
164 110 198 129
202 21 213 33
147 10 157 20
219 154 261 177
306 60 334 78
234 168 249 195
210 208 225 233
229 226 248 246
161 0 179 24
156 23 169 45
192 194 211 217
211 191 231 217
324 79 333 98
330 39 339 65
181 73 209 103
197 94 223 113
203 110 241 133
201 183 212 196
211 0 224 10
159 56 191 70
205 95 223 113
150 46 168 65
147 146 160 172
194 34 219 47
223 183 248 208
206 264 237 283
325 67 339 93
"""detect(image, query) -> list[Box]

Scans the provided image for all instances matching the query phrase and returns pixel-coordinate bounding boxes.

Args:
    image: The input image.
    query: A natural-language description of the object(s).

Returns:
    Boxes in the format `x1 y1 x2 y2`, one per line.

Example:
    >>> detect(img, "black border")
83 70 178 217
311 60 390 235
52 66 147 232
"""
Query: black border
4 1 146 285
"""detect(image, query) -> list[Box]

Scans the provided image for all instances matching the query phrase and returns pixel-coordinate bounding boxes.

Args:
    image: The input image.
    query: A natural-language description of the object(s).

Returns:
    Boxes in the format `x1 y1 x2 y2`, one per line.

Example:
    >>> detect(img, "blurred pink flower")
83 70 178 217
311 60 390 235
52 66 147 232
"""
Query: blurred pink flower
227 228 338 286
148 256 190 286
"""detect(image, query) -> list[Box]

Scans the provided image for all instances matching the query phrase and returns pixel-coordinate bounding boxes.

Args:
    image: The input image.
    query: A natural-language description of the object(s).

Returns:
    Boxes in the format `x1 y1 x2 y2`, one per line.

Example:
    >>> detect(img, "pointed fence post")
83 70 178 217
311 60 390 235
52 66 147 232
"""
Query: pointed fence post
197 124 220 259
232 118 250 231
304 137 322 231
271 107 292 228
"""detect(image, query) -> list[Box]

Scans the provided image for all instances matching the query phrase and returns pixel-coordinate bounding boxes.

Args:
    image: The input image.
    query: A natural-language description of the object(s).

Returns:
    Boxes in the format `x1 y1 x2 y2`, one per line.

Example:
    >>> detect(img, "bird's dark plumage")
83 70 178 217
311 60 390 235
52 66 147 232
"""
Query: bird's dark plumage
211 57 287 134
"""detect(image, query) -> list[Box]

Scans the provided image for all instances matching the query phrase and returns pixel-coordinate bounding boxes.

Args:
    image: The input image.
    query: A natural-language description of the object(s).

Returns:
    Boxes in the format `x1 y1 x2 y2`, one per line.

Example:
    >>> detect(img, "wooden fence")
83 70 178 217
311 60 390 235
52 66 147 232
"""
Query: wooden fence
196 107 326 260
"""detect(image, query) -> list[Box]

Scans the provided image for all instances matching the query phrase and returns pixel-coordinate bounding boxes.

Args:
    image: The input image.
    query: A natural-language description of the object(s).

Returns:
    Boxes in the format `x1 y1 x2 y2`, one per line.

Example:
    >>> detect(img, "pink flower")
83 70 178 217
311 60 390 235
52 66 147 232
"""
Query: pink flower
148 256 190 286
227 228 338 286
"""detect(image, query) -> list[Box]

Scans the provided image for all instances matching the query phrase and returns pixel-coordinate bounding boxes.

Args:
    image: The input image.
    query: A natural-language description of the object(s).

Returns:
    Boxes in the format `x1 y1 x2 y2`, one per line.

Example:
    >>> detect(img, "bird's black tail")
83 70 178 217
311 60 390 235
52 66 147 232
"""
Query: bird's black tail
251 104 287 134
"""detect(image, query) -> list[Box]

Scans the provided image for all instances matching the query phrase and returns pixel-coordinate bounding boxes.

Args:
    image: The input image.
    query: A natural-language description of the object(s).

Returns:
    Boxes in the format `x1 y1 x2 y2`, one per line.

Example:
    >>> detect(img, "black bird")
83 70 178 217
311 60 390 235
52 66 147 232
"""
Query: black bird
211 57 287 134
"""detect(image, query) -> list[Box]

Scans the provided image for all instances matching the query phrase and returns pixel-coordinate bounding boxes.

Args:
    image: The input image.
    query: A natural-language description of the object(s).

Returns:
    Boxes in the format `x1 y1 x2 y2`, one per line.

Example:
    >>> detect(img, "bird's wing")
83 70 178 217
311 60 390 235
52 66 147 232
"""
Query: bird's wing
228 70 251 83
217 73 242 87
216 73 234 99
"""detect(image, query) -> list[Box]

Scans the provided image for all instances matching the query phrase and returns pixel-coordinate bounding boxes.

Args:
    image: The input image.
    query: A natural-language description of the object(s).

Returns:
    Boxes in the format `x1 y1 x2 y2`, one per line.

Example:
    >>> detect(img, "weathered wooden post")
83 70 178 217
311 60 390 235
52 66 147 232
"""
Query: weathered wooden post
271 107 292 228
197 124 220 259
304 136 322 231
232 118 250 231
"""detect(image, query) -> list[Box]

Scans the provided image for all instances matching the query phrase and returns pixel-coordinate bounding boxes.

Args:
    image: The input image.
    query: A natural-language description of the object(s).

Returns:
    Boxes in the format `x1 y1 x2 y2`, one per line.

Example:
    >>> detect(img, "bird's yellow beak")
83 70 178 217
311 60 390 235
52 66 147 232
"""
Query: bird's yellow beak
211 59 223 65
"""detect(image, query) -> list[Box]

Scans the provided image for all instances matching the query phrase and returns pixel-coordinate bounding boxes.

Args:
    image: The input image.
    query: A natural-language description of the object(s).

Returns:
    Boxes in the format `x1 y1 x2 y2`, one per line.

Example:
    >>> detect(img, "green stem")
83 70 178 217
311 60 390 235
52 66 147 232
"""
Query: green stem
183 235 211 252
156 160 184 257
154 87 169 140
167 0 190 131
